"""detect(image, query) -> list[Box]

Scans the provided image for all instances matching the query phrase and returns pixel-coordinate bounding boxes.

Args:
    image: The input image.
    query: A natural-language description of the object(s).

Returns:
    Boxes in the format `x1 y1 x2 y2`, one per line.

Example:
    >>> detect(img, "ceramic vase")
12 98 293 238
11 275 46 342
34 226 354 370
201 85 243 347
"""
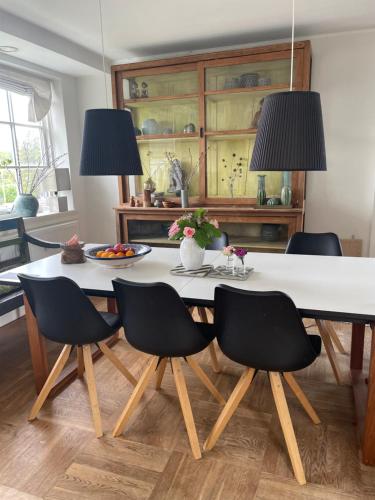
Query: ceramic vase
281 171 292 206
180 189 189 208
13 194 39 217
180 237 205 270
256 175 267 205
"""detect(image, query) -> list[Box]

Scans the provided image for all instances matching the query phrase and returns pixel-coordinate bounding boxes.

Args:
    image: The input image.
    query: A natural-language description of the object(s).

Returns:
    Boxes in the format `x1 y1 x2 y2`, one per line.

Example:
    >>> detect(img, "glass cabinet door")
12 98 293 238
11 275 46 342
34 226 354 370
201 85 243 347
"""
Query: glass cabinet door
121 66 200 199
204 55 295 201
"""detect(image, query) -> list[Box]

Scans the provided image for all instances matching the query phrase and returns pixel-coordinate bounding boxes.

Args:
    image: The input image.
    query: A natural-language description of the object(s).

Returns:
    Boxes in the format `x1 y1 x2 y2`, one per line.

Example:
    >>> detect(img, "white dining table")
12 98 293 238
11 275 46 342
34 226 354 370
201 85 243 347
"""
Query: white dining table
1 245 375 465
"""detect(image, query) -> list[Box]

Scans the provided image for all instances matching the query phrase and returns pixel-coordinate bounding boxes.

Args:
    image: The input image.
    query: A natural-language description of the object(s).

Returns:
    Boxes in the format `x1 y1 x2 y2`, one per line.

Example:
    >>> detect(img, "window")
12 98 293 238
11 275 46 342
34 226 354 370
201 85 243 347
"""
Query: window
0 88 56 212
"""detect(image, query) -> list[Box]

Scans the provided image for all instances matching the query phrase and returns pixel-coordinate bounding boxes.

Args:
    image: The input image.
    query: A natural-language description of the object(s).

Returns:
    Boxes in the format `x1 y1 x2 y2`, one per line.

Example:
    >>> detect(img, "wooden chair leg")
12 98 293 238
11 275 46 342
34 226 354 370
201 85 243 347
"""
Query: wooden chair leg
98 341 137 386
283 372 321 424
208 342 220 373
324 320 346 354
186 356 225 405
197 306 221 373
113 356 159 437
204 367 255 451
172 358 202 460
316 319 344 385
77 346 84 378
269 372 306 485
155 357 168 390
29 345 72 421
82 345 103 438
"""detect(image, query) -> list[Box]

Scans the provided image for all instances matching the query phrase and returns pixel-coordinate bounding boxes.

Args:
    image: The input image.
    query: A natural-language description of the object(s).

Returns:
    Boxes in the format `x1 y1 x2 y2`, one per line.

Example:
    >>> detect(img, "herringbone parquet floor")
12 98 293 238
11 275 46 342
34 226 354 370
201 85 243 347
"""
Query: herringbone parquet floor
0 305 374 499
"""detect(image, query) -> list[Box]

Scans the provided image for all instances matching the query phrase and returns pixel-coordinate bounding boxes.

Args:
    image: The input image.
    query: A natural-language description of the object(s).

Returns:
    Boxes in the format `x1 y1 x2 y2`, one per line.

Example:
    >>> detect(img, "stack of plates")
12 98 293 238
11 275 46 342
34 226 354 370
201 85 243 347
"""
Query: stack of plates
239 73 259 87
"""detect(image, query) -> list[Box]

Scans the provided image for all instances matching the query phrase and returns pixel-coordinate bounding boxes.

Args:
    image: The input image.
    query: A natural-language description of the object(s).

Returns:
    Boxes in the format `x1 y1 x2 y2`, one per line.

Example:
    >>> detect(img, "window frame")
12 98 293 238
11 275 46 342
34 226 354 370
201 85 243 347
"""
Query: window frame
0 88 55 209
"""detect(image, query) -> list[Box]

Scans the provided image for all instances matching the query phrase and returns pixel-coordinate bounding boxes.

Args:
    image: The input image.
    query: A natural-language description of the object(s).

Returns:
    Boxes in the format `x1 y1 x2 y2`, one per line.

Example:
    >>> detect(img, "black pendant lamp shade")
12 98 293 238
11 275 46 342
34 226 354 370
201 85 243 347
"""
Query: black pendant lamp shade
250 91 326 171
80 109 143 176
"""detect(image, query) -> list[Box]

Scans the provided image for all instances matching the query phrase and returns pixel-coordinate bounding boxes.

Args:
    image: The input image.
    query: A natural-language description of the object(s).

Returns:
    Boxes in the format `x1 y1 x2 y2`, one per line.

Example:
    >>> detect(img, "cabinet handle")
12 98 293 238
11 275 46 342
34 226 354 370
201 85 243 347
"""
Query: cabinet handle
200 127 204 138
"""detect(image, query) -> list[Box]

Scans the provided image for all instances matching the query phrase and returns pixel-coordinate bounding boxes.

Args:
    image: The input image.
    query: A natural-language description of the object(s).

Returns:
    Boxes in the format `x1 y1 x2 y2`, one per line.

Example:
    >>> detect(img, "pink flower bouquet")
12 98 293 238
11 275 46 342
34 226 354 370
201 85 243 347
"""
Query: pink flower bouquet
168 208 221 248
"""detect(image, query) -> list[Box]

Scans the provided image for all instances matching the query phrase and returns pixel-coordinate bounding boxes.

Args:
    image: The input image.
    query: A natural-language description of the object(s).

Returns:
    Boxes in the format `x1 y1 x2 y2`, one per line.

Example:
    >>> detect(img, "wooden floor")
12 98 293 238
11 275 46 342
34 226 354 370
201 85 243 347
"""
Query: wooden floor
0 307 374 499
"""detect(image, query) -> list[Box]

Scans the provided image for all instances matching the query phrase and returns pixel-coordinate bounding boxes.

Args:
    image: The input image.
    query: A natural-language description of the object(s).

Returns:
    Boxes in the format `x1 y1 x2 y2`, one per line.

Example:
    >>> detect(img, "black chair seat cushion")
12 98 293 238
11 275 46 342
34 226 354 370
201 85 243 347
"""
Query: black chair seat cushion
127 321 215 358
100 312 122 332
309 334 322 356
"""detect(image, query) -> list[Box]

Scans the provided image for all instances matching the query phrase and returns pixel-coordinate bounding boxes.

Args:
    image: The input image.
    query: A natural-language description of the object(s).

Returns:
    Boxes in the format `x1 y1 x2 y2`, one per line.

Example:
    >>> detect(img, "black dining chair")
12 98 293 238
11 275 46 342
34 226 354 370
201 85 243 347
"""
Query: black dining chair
112 278 225 459
193 231 230 374
286 231 346 384
18 274 137 438
206 231 229 250
204 285 321 485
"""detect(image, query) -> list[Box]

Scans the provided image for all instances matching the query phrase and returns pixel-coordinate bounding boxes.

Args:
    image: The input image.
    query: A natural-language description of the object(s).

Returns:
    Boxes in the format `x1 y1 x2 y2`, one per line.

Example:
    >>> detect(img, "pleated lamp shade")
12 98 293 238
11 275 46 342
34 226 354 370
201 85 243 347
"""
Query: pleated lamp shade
80 109 143 176
250 91 327 171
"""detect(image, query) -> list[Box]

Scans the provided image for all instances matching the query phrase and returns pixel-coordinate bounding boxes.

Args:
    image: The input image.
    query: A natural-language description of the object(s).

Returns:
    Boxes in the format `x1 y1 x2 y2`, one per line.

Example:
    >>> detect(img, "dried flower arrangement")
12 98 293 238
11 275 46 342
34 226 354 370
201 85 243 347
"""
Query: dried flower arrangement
165 149 202 191
0 145 67 195
220 153 247 198
142 150 164 191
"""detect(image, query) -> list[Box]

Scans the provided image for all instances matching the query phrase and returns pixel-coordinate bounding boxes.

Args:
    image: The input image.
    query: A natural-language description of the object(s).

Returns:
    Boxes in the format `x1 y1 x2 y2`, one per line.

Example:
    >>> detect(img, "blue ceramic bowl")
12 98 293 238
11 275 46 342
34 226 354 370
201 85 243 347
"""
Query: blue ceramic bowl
85 243 152 268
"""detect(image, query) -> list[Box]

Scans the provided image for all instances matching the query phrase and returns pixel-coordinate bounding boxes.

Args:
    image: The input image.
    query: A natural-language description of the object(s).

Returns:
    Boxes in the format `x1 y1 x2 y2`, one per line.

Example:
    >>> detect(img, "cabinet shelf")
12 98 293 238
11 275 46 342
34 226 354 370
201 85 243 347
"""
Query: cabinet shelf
124 95 198 108
204 83 290 97
205 129 257 140
128 236 288 252
136 132 199 143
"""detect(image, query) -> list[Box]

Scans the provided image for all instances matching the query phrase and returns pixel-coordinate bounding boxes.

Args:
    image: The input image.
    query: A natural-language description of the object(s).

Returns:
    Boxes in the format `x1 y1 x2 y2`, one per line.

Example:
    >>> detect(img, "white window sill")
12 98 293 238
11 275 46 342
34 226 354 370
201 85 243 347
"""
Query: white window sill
23 210 79 230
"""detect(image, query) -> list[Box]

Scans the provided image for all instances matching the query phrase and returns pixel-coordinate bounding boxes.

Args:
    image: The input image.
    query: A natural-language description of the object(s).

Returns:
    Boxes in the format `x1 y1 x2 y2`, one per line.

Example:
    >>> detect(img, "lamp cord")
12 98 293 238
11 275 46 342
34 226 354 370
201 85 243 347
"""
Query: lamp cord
290 0 295 91
99 0 109 108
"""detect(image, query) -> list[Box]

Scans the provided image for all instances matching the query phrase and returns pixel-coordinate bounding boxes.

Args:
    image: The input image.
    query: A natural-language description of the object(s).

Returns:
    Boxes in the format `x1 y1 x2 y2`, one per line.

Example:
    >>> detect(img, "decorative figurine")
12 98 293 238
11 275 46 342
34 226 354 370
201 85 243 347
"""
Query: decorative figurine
129 78 139 99
183 123 196 133
166 152 184 193
141 81 149 98
144 177 156 193
251 98 264 129
130 195 135 207
135 199 142 207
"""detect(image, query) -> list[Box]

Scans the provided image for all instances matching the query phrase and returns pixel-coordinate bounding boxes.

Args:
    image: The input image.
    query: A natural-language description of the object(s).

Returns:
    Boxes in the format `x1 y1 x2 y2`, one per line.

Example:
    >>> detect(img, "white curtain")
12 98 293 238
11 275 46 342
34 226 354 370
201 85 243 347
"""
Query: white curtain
0 64 52 122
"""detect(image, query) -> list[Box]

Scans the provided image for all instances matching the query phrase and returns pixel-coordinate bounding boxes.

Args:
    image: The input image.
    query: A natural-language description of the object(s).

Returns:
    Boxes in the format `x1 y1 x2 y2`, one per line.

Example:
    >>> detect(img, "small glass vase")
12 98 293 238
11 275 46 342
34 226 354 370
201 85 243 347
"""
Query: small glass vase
257 175 267 205
225 254 234 273
235 256 245 276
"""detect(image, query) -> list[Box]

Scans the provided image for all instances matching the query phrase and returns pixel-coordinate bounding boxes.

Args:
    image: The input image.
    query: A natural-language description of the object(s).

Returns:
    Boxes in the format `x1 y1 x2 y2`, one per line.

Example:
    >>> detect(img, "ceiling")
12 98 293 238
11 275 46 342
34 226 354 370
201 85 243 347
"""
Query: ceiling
0 0 374 73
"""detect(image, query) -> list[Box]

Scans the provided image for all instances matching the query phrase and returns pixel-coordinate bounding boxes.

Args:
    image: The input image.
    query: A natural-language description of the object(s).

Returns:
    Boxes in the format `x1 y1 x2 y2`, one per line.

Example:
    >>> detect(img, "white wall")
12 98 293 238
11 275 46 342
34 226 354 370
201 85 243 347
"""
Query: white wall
306 30 375 255
76 73 119 244
74 30 375 253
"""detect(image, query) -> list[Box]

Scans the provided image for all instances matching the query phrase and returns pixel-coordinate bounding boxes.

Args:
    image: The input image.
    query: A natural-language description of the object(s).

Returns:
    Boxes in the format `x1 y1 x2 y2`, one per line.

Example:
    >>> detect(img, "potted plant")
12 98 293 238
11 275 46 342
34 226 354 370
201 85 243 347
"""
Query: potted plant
0 144 67 218
168 208 221 270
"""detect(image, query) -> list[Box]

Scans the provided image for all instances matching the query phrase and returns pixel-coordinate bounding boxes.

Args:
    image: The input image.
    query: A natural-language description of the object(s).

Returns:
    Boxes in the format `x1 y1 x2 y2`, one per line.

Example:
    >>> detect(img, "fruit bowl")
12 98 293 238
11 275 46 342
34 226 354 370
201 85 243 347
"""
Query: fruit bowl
85 243 152 268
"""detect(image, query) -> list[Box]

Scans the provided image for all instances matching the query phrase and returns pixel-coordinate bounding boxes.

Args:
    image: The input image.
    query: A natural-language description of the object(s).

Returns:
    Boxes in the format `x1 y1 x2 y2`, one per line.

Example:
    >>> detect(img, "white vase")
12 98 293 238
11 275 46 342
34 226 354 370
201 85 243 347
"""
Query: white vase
180 237 205 270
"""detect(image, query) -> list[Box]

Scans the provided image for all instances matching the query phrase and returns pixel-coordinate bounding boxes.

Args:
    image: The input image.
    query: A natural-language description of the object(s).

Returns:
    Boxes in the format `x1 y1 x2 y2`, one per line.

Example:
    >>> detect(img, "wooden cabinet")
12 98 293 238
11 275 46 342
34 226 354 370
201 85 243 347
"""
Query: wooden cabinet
115 207 304 253
112 41 311 251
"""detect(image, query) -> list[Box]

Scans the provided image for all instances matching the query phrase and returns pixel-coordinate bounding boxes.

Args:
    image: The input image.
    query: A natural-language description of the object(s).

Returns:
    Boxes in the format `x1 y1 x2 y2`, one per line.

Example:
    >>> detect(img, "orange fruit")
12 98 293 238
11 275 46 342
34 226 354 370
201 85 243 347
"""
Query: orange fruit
108 252 116 258
125 250 135 257
100 251 109 258
96 251 104 257
116 252 125 257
